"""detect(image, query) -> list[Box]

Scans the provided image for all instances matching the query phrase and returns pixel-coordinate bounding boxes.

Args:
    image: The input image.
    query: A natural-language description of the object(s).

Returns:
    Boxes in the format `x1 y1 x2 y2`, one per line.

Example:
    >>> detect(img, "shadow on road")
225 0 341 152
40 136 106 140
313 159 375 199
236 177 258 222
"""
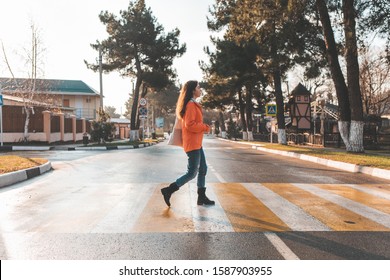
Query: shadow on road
278 231 390 259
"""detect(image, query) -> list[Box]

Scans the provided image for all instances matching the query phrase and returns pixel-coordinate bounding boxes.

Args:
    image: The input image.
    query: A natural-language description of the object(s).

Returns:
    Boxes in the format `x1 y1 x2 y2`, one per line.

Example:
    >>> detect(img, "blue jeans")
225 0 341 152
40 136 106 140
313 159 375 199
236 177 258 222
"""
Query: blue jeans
176 147 207 189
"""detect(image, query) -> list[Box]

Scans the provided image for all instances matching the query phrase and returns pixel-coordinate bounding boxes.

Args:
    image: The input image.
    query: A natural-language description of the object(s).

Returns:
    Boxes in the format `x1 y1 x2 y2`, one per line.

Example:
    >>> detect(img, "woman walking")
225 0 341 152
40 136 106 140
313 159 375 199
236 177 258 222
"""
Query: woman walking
161 80 215 207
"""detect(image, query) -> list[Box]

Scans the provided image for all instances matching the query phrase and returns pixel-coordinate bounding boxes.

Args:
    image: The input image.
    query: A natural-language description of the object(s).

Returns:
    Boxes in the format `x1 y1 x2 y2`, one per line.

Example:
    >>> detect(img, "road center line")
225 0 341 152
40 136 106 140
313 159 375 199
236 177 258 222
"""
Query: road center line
208 164 227 183
264 232 300 260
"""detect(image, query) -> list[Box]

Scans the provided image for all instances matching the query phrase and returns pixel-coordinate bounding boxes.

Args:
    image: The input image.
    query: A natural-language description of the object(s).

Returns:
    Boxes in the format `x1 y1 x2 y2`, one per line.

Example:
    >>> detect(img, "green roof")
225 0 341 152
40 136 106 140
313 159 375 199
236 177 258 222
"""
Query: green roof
0 78 99 95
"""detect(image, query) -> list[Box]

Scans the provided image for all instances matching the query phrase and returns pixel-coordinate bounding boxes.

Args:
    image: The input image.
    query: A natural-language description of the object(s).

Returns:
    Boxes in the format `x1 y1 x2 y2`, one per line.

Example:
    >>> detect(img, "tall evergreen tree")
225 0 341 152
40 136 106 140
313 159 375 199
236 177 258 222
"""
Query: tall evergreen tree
85 0 185 140
201 39 266 140
208 0 324 144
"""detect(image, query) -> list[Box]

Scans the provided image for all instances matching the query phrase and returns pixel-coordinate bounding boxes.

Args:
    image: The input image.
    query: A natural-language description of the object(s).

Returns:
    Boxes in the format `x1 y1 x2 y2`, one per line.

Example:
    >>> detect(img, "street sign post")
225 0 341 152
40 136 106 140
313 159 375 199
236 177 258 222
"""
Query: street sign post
265 103 278 143
138 99 148 139
265 104 277 144
0 88 3 146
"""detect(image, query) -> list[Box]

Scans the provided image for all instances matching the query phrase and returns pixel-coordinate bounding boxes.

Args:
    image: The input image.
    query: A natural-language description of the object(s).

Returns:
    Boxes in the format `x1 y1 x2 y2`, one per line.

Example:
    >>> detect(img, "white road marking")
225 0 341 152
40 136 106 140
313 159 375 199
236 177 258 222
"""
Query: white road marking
346 184 390 200
209 165 299 260
243 183 331 231
208 164 227 183
189 183 234 232
293 183 390 228
90 183 156 233
264 232 300 260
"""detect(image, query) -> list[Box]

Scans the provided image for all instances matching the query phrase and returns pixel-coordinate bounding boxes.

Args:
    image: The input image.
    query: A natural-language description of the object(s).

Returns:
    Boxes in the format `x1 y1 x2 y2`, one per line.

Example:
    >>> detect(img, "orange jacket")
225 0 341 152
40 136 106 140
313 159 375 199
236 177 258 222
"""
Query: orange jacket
181 101 209 152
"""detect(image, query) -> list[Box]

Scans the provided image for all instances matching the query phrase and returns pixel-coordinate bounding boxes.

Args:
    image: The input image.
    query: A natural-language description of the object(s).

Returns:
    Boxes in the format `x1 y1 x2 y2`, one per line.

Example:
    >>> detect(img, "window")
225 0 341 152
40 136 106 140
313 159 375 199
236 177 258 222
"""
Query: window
63 99 70 107
86 97 91 103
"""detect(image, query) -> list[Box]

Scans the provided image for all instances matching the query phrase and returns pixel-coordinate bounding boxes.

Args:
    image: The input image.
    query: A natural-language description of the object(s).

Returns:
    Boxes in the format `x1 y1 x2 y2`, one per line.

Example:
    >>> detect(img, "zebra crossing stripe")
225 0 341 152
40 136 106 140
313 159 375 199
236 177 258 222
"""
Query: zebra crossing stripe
263 183 389 231
293 183 390 230
132 183 195 232
315 184 390 215
90 183 390 234
242 183 331 231
190 184 234 232
35 182 140 233
211 183 290 232
346 184 390 201
208 166 301 261
91 183 156 233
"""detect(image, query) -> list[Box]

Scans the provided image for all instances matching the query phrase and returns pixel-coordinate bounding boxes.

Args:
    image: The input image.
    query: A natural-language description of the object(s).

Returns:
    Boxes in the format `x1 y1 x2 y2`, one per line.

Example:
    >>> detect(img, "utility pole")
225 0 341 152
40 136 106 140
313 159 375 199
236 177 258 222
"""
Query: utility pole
0 85 3 146
99 45 103 110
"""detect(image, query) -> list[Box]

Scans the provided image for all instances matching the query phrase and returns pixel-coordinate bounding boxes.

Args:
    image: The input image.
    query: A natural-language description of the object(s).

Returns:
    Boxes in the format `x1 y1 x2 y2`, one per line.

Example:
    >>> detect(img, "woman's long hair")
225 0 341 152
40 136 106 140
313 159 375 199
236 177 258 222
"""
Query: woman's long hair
176 80 198 119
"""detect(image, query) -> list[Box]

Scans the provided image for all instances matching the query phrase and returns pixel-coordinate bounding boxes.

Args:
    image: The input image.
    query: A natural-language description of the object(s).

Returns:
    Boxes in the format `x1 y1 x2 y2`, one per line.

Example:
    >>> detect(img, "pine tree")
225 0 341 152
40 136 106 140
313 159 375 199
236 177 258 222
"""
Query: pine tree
85 0 185 140
207 0 325 144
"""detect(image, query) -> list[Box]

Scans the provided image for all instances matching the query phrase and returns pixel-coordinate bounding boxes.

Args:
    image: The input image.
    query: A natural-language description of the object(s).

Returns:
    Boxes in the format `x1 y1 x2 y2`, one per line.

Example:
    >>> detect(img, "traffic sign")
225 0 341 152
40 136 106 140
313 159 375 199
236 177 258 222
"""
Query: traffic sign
266 104 277 116
139 107 147 115
0 95 3 106
139 98 147 106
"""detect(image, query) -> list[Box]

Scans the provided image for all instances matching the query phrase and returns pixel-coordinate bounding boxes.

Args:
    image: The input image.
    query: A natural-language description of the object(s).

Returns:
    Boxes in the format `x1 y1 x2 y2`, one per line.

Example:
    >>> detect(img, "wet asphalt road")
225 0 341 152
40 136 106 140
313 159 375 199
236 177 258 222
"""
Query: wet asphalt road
0 136 389 260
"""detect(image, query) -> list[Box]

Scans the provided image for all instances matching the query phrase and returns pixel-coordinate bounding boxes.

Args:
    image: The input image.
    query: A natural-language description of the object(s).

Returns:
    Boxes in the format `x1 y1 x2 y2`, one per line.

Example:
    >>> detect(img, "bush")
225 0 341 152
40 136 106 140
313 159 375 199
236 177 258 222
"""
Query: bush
226 117 240 140
90 108 116 144
90 121 115 143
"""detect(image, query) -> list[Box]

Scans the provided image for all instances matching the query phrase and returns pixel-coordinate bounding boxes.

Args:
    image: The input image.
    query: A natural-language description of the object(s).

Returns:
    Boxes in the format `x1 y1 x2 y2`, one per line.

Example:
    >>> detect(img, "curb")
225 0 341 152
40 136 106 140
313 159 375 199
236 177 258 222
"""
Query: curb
0 161 52 188
251 145 390 180
0 142 158 151
0 146 53 151
219 138 390 181
68 142 157 150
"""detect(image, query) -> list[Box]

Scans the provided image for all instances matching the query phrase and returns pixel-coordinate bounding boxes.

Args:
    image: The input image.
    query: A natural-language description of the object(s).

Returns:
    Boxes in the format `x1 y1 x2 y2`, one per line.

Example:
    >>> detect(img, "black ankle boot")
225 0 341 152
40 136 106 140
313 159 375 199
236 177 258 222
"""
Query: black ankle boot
197 188 215 205
161 182 179 207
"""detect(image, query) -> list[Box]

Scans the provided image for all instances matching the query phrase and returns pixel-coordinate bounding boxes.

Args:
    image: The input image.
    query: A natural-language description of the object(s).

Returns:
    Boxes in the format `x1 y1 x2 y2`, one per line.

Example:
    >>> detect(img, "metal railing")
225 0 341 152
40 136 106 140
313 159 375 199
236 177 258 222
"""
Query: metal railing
74 108 97 120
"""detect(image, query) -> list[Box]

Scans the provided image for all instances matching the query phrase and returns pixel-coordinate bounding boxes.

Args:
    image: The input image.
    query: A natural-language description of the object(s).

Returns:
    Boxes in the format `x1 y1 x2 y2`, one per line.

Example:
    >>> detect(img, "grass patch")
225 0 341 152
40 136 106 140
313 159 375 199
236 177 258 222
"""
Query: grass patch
0 156 48 174
257 143 390 170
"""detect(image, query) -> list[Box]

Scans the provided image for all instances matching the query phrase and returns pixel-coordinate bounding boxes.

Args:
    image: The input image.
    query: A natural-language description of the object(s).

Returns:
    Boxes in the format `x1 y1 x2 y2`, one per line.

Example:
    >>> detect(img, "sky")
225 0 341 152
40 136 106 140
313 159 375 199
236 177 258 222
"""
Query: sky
0 0 215 114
